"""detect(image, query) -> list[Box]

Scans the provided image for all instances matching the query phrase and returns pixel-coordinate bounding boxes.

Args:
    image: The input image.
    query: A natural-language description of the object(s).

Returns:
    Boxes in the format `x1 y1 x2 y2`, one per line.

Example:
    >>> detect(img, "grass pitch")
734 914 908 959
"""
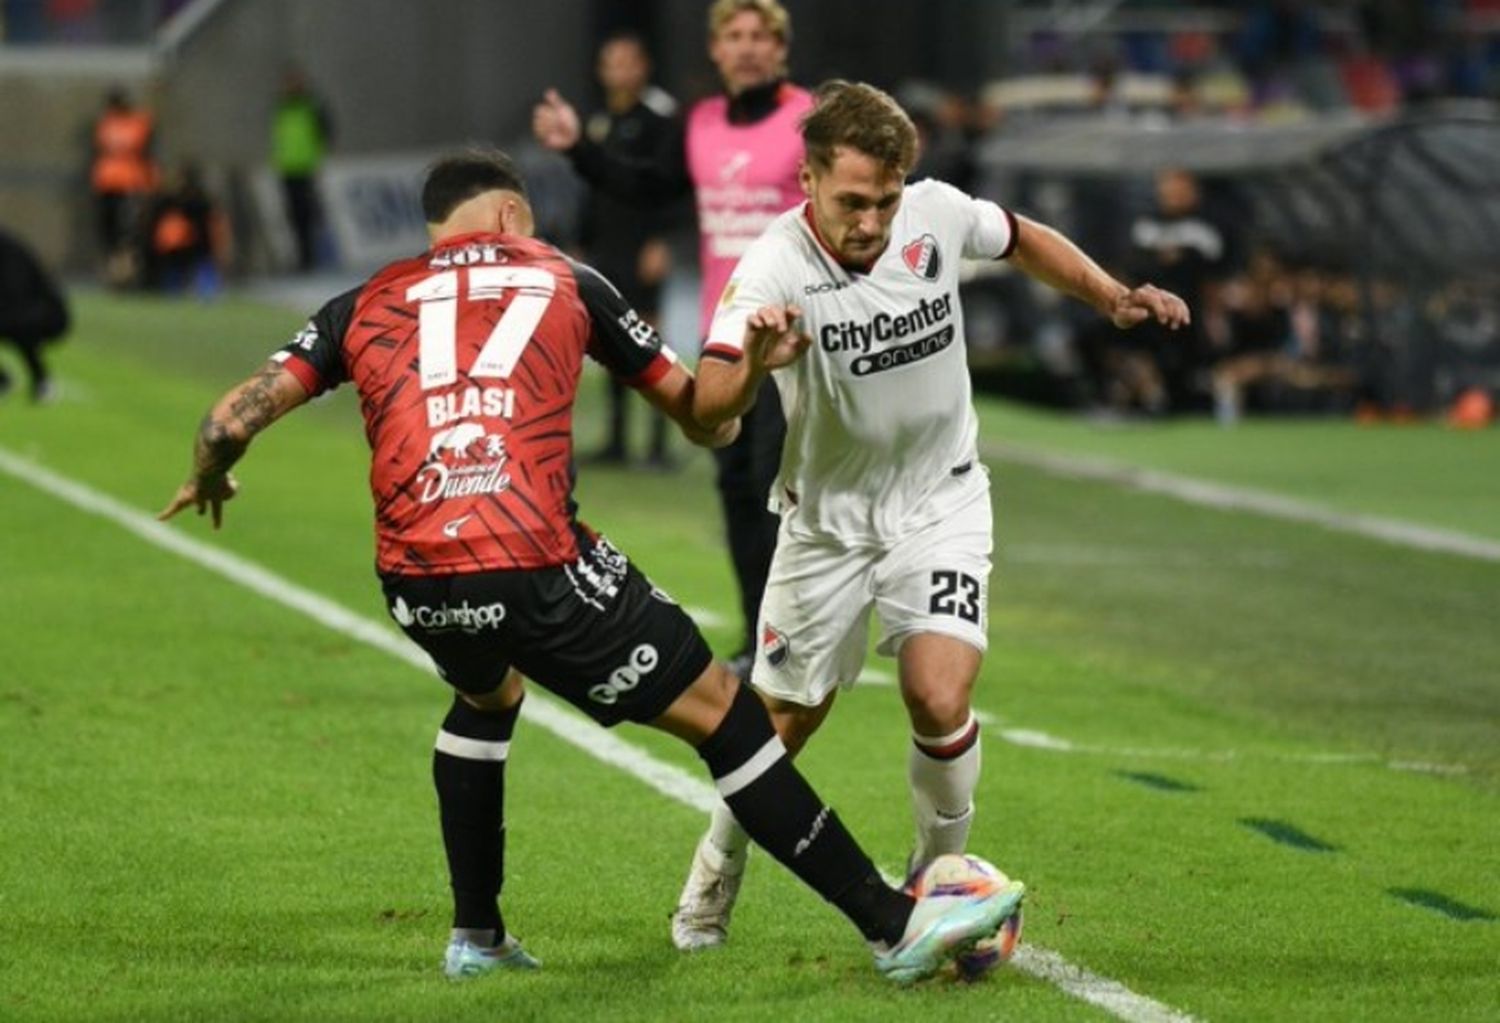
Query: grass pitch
1 293 1496 1021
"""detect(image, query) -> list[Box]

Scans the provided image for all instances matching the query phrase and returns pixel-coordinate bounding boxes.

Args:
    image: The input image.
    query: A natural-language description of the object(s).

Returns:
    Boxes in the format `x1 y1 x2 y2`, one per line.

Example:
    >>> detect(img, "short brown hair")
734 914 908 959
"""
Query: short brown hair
708 0 791 43
801 80 918 174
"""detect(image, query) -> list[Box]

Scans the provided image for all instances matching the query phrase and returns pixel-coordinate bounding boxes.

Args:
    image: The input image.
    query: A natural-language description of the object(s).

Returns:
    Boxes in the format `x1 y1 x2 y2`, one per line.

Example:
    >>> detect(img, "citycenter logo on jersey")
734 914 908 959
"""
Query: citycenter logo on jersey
390 595 507 633
416 421 511 504
850 325 955 377
819 294 951 354
588 644 660 706
819 294 955 380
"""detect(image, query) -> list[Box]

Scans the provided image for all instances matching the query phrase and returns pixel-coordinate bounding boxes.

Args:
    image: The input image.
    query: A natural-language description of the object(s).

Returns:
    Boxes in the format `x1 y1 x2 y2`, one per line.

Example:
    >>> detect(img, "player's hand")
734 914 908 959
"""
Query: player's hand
158 473 238 529
637 238 671 286
532 89 582 151
1109 284 1191 331
744 304 812 372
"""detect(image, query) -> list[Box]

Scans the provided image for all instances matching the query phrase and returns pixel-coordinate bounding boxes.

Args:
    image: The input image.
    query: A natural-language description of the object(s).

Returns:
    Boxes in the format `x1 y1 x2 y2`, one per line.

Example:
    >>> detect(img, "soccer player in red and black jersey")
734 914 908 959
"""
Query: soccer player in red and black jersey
158 149 1020 982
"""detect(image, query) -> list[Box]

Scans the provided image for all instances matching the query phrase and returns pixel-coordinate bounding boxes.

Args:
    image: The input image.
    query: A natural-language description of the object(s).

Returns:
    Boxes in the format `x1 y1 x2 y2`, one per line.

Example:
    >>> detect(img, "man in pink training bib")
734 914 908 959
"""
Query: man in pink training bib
533 0 806 704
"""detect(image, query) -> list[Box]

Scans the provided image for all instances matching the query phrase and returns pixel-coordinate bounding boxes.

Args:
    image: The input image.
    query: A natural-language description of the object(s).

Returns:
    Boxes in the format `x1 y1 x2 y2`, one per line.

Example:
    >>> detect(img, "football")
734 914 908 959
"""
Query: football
910 853 1024 981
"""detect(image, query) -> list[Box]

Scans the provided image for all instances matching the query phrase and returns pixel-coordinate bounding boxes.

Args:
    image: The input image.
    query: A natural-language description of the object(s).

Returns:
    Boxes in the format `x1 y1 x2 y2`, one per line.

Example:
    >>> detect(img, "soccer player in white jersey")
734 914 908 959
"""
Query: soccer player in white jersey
669 80 1189 950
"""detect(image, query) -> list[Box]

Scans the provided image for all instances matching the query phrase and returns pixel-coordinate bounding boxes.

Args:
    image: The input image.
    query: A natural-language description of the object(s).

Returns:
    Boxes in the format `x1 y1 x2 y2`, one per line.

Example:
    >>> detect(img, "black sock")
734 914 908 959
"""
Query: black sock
696 686 914 946
433 695 520 936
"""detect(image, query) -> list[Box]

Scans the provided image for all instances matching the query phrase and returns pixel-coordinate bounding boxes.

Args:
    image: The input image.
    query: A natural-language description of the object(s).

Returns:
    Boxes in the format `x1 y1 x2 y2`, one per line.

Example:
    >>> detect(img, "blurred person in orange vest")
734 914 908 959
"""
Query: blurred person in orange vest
145 162 230 299
91 86 156 281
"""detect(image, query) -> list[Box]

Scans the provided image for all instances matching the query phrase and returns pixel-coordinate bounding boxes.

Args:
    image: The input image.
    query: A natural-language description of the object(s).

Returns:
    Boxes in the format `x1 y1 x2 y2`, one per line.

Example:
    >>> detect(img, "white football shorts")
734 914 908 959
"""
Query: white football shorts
751 475 992 707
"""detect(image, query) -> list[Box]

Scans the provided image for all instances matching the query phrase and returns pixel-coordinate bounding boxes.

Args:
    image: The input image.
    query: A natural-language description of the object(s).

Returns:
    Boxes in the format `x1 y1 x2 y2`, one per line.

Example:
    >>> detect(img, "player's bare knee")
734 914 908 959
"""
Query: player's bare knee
902 683 972 735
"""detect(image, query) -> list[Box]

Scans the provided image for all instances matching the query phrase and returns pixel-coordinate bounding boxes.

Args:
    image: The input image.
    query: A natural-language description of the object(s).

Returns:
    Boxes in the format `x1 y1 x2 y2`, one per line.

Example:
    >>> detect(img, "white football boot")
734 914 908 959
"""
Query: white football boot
670 832 748 951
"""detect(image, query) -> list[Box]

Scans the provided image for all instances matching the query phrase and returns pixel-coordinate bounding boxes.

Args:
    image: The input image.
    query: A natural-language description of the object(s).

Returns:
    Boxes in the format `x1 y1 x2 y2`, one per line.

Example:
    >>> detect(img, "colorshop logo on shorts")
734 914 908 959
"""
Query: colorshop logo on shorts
588 644 659 705
390 595 506 633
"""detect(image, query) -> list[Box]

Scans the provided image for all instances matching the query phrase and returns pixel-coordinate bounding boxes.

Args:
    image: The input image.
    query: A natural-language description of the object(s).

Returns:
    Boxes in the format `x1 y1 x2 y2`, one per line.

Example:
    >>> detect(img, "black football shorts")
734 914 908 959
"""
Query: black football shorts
380 533 712 726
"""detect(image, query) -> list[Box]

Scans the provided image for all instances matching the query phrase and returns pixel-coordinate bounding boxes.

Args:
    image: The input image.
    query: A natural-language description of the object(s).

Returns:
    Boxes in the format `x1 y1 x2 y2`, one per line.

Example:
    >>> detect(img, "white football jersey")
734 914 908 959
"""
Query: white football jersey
706 179 1017 543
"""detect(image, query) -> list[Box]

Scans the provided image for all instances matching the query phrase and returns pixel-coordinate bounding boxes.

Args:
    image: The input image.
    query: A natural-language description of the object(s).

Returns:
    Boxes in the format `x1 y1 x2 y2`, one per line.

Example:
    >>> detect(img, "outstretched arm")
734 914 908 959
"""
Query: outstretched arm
1011 215 1191 330
532 89 692 206
694 303 811 429
639 362 741 449
158 361 311 527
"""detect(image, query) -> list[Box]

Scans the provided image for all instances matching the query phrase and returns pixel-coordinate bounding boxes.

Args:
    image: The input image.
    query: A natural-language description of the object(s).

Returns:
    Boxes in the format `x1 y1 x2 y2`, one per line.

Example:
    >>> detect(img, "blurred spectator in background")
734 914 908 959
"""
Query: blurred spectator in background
143 162 231 299
577 31 680 468
1167 68 1207 120
0 226 69 403
900 81 978 191
1085 168 1230 414
271 68 333 272
90 86 156 285
534 0 811 681
1211 255 1358 424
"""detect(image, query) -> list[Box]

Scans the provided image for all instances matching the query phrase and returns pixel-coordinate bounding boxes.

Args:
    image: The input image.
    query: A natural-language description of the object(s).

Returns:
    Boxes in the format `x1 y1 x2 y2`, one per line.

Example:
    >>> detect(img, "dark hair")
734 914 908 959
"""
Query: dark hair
600 29 649 54
801 80 917 174
421 148 528 224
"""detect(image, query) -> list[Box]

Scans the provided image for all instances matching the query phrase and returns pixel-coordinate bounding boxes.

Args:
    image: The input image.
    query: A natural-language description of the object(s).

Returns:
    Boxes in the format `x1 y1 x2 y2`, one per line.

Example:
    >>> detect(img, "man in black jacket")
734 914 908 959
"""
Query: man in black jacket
577 31 681 467
0 228 69 402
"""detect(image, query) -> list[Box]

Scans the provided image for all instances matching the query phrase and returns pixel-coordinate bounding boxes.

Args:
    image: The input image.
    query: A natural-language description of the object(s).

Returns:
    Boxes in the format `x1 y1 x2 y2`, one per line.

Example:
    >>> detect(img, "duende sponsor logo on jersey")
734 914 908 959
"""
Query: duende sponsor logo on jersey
416 421 511 504
390 595 506 633
818 293 956 377
588 644 659 705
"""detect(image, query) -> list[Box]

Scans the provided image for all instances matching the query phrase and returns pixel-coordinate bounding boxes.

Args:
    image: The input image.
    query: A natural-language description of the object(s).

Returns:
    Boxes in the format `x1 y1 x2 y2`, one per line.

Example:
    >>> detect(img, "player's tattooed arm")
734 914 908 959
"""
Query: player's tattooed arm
158 361 311 528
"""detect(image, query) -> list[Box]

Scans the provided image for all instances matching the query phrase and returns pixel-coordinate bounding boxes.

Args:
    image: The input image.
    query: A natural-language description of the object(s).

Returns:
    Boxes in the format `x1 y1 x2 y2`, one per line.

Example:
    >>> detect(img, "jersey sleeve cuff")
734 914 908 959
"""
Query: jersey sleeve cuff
280 353 323 395
700 343 744 363
997 208 1020 261
628 352 675 388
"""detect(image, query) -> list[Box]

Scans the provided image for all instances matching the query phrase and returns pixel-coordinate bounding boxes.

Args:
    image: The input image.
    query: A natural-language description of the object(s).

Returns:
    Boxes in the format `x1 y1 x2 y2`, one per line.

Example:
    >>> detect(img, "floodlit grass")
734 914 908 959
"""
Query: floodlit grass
1 293 1496 1021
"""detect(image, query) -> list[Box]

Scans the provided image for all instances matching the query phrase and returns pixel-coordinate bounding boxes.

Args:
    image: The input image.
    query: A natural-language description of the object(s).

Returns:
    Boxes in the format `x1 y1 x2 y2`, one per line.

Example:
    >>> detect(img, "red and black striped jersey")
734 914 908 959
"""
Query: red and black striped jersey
273 231 675 574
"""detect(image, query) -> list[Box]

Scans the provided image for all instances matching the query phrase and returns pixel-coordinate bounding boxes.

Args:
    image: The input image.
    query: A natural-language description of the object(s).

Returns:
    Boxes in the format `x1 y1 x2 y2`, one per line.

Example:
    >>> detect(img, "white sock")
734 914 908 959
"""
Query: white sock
705 799 751 874
908 713 981 868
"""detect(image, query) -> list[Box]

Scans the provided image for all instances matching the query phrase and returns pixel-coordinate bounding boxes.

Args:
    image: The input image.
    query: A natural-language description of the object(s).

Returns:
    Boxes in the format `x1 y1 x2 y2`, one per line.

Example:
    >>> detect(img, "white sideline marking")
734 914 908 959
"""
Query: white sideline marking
1003 542 1288 570
990 443 1500 564
1012 947 1200 1023
684 605 728 628
994 726 1468 776
0 444 1197 1023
